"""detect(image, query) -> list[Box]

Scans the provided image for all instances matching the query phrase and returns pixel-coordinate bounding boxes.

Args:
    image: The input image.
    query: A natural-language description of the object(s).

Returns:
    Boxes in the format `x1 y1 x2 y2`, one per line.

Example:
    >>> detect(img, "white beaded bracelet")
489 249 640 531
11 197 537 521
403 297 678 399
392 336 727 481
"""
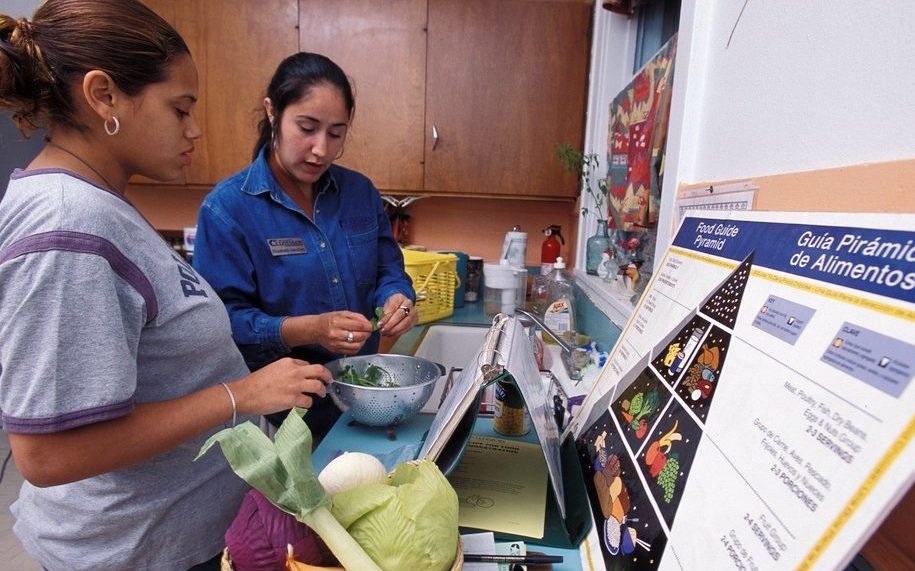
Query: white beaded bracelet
220 382 237 427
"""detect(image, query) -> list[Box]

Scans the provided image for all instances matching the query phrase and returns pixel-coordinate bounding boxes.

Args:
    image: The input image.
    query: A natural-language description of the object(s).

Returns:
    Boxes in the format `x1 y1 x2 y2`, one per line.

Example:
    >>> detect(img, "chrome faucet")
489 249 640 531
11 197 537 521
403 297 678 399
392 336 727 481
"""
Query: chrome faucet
514 308 587 382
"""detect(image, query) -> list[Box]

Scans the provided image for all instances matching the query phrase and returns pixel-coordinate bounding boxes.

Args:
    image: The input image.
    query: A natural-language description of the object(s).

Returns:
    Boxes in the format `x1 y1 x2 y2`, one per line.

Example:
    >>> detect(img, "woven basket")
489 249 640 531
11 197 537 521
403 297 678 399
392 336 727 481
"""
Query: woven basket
402 249 459 324
221 538 463 570
221 548 341 571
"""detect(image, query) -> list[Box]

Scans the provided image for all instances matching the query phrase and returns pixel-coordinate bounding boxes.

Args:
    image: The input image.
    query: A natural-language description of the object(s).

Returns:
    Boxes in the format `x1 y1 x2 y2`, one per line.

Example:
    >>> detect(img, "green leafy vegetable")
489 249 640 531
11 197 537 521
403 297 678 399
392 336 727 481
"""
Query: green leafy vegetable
369 306 385 331
331 459 459 571
339 363 395 387
196 409 382 571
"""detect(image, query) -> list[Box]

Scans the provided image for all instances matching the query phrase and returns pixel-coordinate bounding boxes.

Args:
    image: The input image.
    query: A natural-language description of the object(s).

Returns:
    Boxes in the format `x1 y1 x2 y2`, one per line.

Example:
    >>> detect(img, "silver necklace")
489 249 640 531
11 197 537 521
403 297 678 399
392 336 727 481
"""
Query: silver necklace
46 140 118 192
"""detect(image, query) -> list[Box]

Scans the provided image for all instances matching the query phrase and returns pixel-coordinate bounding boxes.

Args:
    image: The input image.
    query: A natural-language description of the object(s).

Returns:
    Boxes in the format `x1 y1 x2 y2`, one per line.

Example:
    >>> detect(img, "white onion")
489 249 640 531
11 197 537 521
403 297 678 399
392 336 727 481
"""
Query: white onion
318 452 387 496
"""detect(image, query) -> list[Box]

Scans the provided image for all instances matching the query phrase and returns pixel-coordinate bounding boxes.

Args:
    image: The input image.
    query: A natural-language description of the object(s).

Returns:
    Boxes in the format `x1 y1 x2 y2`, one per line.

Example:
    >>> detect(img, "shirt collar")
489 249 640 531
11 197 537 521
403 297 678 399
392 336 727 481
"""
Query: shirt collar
241 146 340 200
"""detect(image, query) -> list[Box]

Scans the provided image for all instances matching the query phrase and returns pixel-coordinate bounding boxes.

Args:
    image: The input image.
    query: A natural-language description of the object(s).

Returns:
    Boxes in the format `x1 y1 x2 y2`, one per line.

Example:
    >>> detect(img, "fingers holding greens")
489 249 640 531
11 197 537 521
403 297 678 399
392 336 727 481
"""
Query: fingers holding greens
338 363 395 388
369 306 385 331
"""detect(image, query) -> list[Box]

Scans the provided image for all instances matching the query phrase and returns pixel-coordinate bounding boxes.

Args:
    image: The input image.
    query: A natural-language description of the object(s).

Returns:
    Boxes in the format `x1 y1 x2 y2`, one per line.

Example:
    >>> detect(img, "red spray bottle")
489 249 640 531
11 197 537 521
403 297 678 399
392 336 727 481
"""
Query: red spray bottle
540 225 564 275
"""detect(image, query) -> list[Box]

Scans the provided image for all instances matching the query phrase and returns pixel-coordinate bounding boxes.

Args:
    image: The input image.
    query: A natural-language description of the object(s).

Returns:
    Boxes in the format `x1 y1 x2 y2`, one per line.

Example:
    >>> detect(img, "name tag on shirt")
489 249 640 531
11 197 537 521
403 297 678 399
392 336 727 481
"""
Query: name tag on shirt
267 237 307 256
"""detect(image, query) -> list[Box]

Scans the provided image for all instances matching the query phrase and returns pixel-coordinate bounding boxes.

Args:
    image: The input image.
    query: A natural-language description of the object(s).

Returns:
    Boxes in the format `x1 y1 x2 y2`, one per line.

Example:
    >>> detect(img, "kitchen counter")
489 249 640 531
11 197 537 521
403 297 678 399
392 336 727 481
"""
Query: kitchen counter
318 303 585 569
313 412 582 570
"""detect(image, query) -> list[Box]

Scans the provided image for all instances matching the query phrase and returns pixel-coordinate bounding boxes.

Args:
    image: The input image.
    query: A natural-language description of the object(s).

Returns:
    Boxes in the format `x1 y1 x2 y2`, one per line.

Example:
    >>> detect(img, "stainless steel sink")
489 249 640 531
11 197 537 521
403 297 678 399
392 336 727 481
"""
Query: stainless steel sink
412 324 488 413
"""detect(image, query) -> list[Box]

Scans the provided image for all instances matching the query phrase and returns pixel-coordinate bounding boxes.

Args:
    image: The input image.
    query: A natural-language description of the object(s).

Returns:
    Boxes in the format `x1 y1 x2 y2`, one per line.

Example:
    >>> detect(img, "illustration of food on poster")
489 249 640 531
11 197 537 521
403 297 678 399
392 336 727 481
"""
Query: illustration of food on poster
570 211 915 570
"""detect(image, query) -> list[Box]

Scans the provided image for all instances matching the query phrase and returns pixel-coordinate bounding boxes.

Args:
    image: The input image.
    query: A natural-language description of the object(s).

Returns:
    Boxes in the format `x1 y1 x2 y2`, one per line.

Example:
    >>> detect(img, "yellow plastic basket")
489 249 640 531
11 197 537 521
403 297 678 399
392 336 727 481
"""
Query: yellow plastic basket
402 249 459 324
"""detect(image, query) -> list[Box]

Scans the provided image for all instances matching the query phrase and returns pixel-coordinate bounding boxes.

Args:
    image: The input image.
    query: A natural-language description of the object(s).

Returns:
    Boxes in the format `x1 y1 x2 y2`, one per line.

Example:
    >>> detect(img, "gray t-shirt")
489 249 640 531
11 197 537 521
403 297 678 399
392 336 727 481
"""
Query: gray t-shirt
0 169 254 570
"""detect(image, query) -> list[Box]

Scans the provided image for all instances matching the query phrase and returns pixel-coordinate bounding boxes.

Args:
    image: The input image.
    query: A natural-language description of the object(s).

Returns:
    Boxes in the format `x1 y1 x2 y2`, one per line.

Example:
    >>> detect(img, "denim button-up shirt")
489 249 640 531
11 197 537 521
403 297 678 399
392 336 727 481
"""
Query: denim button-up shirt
193 148 414 370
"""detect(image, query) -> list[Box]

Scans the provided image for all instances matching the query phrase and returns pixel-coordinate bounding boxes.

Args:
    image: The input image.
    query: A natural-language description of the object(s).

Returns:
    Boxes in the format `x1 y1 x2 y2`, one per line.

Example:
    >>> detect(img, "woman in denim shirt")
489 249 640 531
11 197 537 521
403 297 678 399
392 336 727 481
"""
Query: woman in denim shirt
194 53 417 438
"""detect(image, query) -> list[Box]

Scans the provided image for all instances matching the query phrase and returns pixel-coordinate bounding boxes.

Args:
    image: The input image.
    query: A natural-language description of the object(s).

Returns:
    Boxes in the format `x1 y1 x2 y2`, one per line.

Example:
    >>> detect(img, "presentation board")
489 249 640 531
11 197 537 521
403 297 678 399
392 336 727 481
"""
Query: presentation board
571 211 915 570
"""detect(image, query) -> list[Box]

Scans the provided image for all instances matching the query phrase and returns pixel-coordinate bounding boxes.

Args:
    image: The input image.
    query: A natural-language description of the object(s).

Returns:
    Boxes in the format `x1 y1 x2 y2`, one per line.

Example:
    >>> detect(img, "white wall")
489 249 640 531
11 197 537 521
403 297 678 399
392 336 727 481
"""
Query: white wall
580 0 915 322
3 0 41 17
651 0 915 262
575 4 640 324
576 4 636 271
672 1 915 184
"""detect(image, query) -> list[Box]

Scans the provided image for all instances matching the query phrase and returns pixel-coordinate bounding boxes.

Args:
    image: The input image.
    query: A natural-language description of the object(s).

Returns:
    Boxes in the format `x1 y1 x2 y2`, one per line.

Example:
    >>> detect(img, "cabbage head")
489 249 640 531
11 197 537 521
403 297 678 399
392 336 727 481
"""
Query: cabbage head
330 459 459 571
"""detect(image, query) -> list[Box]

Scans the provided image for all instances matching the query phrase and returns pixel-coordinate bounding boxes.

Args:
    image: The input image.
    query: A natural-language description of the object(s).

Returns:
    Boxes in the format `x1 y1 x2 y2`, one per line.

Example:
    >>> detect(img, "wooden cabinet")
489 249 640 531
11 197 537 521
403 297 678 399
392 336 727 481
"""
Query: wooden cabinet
424 0 591 198
138 0 589 197
298 0 591 199
139 0 298 186
297 0 428 191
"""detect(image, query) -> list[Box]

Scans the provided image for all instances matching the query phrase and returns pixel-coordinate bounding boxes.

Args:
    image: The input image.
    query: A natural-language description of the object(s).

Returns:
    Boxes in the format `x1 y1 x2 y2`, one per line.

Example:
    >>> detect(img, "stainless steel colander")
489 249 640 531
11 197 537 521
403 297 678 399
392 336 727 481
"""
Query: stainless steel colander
325 354 446 427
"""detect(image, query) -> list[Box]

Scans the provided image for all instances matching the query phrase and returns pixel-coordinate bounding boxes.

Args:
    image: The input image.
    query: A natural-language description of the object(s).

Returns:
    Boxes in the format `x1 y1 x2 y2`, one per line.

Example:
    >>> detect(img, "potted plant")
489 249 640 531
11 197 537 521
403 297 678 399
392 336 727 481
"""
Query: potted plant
556 144 623 275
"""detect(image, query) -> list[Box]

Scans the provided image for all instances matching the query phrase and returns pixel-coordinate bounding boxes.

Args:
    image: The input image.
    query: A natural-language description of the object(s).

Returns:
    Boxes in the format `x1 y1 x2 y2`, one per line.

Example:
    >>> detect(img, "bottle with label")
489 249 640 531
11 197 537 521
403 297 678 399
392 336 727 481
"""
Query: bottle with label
542 257 576 346
493 376 530 436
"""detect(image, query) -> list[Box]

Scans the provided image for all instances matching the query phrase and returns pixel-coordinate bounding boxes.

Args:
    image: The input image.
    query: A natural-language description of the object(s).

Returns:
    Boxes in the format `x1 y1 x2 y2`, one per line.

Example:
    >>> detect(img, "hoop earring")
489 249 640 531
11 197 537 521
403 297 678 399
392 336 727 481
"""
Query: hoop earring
104 116 120 136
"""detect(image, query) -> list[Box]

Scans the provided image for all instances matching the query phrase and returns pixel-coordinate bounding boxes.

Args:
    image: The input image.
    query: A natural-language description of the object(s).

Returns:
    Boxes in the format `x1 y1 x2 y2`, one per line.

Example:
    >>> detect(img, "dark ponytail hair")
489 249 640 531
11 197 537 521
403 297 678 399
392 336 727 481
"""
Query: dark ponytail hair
0 0 189 133
253 52 355 160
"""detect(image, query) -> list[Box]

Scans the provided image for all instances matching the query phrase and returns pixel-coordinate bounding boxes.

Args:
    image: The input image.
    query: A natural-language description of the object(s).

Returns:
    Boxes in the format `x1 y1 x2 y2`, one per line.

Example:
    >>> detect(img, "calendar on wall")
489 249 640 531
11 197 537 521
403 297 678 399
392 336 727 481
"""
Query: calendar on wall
672 181 757 234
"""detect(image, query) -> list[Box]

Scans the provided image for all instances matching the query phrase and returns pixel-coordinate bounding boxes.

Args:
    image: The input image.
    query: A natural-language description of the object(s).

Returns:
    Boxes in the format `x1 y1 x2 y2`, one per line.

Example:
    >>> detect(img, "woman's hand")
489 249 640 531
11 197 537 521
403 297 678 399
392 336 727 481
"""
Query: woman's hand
378 293 417 337
281 311 373 355
8 358 334 487
231 357 333 415
316 310 373 354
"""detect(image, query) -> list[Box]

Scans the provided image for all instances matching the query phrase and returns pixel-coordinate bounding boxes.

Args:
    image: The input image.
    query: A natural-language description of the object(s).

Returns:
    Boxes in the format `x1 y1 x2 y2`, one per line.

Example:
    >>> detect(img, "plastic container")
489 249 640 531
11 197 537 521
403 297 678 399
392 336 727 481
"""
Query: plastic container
499 226 528 269
542 257 576 345
482 261 527 318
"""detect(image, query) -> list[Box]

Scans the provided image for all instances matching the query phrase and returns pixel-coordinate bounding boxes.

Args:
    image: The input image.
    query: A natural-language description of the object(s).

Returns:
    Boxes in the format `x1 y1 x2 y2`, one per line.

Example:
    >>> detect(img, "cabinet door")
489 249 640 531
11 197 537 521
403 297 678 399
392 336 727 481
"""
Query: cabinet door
139 0 298 186
193 0 298 185
298 0 427 191
135 0 187 185
425 0 591 198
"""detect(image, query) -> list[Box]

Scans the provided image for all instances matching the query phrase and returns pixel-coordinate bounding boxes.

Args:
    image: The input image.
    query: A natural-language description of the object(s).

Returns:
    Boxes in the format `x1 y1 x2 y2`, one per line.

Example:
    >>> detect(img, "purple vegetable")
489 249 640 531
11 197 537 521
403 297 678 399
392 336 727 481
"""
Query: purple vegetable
225 489 336 571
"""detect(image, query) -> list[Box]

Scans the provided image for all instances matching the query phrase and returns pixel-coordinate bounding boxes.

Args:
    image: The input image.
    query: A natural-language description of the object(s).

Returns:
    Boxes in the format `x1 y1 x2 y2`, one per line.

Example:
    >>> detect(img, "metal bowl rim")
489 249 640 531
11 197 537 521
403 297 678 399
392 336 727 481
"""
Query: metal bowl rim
326 354 443 391
332 376 438 390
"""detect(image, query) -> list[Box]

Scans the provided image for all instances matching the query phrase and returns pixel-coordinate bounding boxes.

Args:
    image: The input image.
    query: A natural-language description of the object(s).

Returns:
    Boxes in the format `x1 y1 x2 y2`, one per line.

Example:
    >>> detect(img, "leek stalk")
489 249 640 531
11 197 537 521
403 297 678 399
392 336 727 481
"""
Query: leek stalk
298 502 381 570
196 409 381 571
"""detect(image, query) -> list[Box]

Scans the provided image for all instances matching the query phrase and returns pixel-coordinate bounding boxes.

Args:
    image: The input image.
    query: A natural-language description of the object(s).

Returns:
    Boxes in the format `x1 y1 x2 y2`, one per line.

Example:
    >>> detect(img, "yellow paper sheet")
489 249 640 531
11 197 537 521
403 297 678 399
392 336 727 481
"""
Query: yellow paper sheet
448 436 548 539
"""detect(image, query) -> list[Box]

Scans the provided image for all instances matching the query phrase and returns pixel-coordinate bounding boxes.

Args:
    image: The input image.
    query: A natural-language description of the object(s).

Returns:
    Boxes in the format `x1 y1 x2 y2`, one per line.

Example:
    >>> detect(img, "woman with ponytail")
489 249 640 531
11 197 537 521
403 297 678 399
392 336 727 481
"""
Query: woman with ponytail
0 2 332 569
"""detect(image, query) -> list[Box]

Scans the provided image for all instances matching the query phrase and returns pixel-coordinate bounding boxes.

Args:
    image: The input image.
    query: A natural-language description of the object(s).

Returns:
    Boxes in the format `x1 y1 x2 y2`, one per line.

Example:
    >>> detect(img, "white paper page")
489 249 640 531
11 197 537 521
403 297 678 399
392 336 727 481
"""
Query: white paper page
504 317 566 518
461 532 500 571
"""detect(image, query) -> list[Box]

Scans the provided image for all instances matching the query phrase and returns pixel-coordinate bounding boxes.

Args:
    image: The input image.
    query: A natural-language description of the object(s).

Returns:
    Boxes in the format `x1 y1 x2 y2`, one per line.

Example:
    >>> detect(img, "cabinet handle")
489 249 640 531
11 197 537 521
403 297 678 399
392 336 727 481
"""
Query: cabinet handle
431 124 439 151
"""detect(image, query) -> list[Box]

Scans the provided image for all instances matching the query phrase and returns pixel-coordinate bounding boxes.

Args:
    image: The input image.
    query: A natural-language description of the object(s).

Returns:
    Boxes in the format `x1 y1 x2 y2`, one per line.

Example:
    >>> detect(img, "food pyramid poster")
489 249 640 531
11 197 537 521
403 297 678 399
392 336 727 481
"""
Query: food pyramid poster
572 212 915 571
